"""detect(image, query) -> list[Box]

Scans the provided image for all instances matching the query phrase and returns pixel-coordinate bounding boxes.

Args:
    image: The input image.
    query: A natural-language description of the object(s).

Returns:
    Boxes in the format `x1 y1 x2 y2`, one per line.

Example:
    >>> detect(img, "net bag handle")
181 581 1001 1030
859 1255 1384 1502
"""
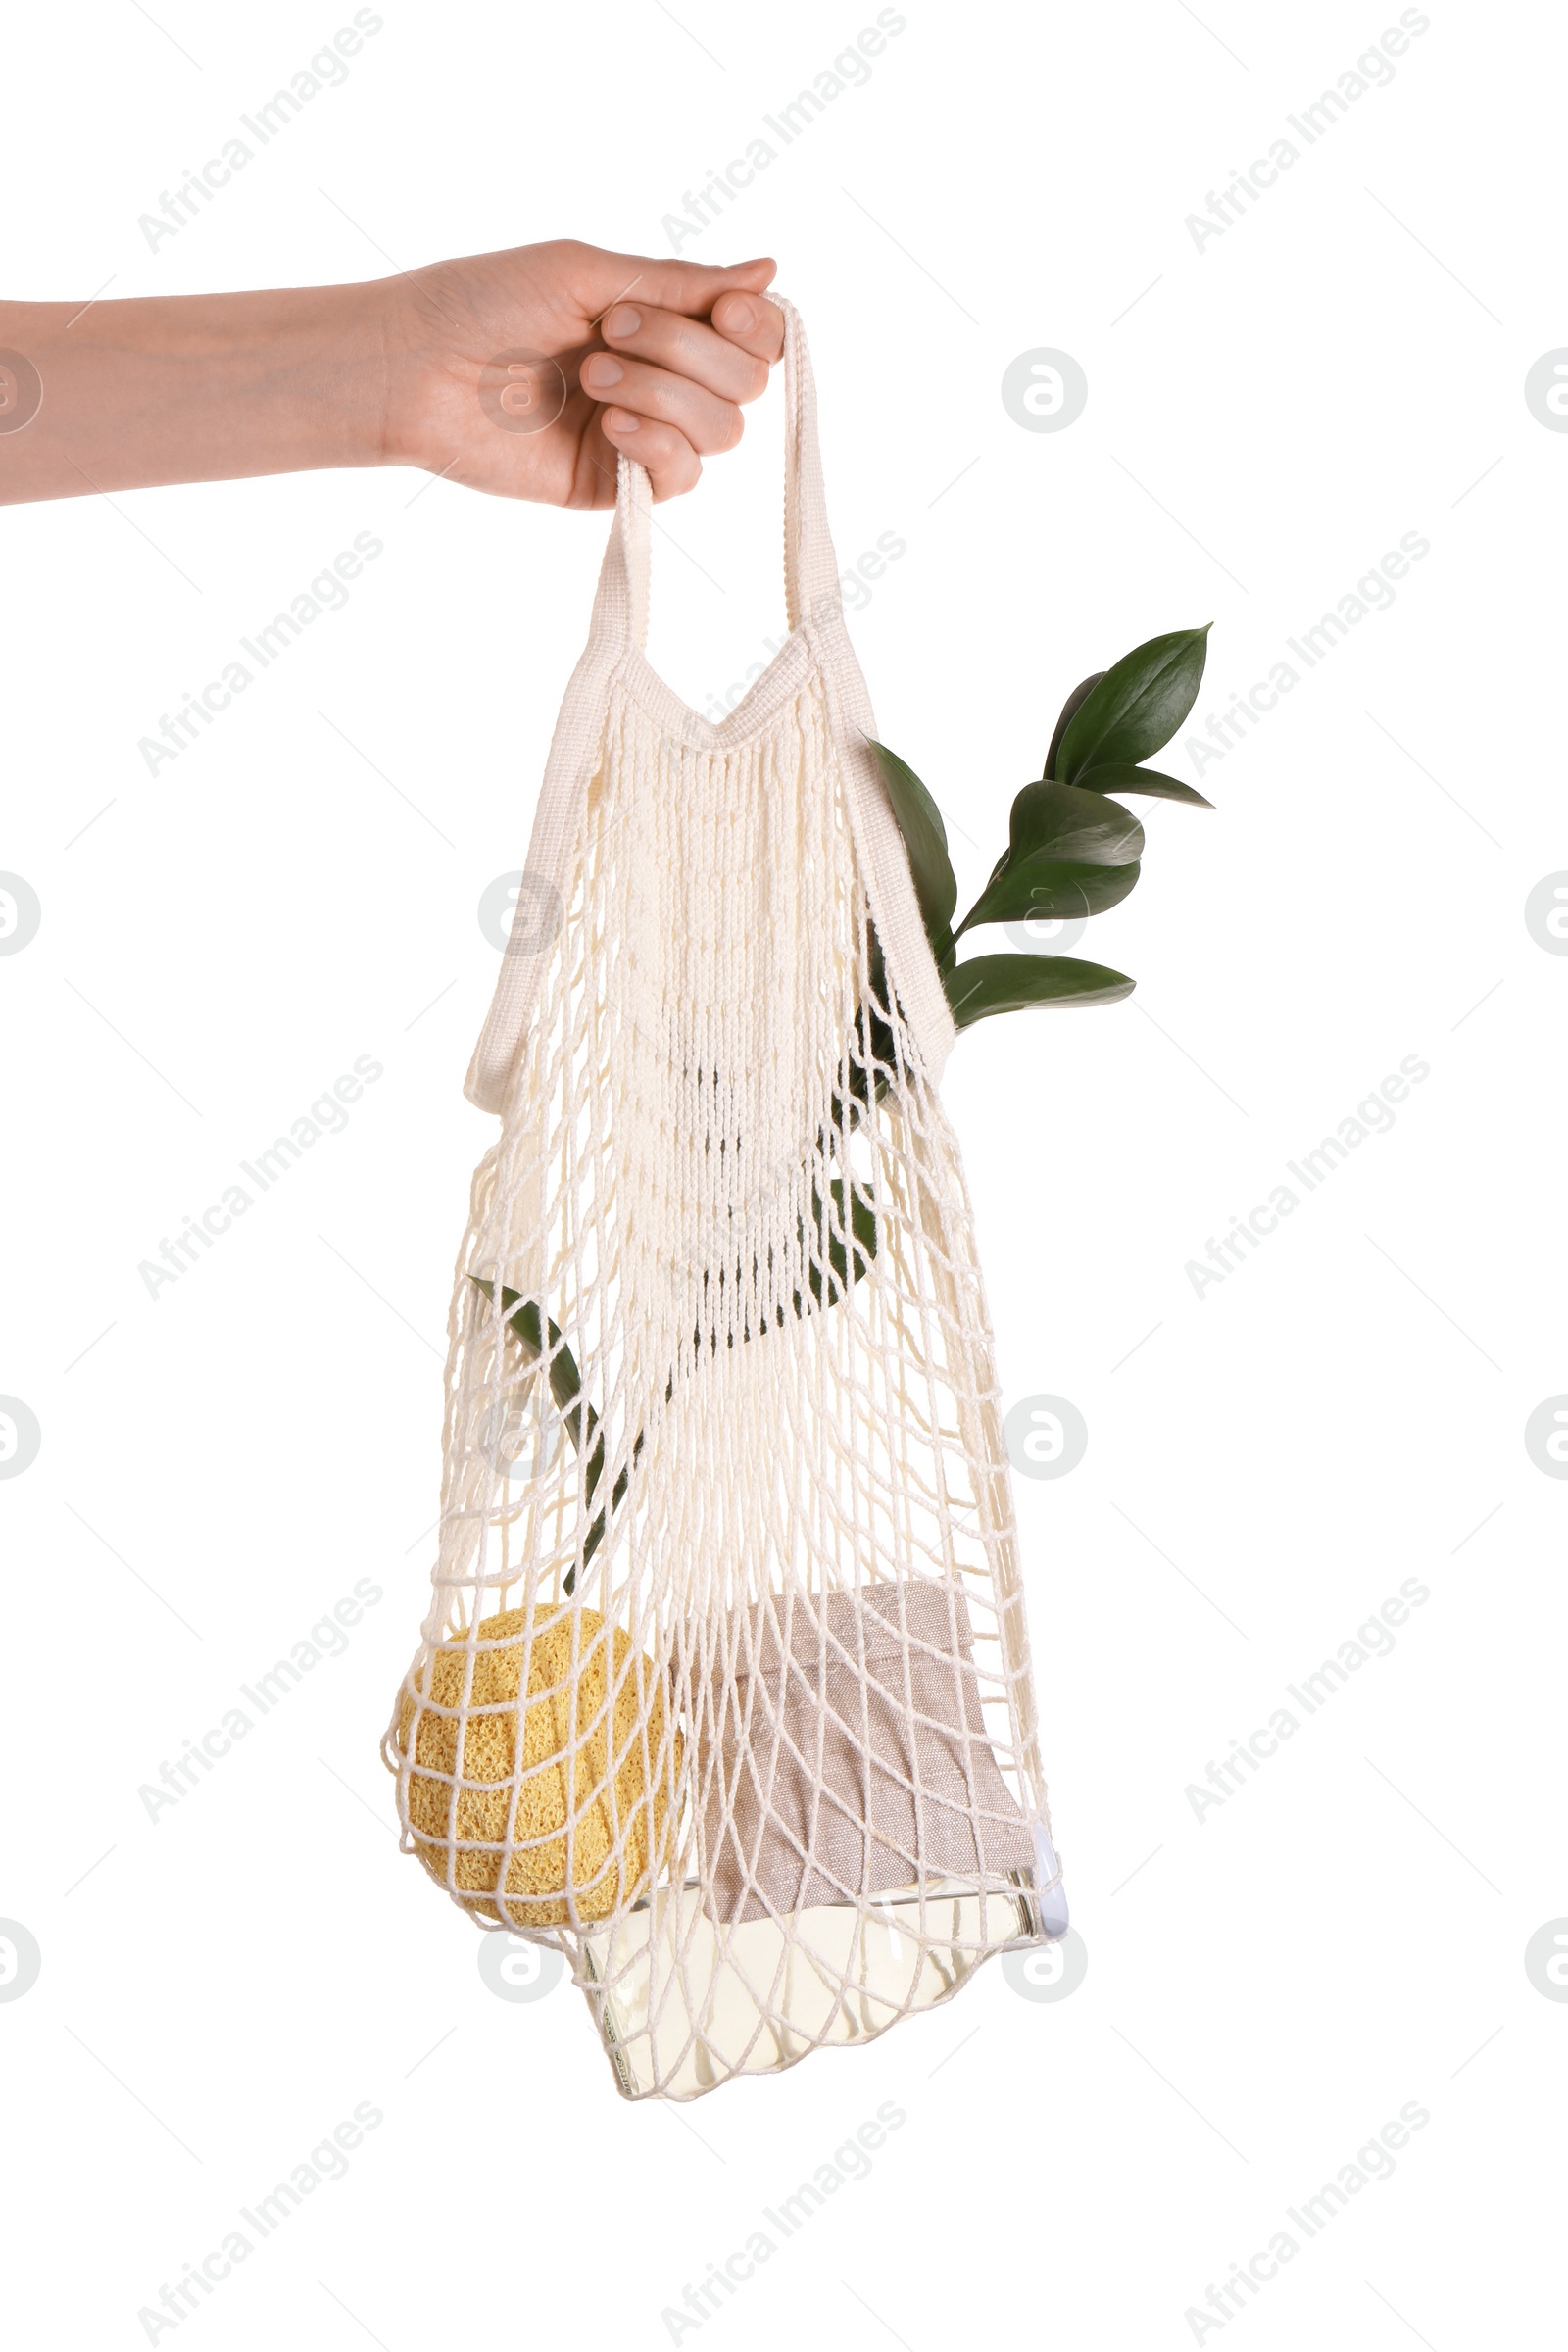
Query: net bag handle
465 298 854 1115
596 292 841 651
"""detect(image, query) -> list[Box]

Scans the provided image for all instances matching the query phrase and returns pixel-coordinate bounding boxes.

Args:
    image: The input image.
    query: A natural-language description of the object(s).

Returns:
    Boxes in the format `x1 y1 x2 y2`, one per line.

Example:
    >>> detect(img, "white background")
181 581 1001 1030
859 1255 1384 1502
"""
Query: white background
3 2 1565 2345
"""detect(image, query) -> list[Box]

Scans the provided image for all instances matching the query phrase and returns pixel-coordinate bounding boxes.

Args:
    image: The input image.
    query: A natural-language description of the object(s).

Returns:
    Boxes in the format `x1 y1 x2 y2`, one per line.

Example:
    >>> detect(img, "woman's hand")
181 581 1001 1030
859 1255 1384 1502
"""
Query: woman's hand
382 239 786 505
0 240 786 508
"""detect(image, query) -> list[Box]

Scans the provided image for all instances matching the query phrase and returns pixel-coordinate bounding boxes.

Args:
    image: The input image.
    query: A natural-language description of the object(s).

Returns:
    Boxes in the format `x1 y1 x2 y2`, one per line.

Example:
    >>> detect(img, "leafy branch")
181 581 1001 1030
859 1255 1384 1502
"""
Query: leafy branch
868 623 1212 1030
468 1280 637 1594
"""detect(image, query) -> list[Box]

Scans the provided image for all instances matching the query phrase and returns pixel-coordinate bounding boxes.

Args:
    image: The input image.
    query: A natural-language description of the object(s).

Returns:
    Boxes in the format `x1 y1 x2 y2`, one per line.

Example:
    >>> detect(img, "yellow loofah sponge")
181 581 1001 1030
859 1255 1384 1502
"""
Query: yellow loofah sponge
395 1604 679 1929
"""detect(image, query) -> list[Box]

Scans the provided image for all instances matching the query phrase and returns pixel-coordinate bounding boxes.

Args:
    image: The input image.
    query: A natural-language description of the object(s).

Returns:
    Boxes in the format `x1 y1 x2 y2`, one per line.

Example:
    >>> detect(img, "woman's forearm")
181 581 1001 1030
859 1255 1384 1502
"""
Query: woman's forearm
0 282 388 505
0 242 786 512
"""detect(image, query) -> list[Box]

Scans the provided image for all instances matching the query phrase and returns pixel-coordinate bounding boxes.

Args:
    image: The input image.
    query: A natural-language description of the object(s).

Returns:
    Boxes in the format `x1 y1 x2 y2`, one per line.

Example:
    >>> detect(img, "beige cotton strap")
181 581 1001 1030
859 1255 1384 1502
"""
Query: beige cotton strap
592 294 842 648
776 294 844 633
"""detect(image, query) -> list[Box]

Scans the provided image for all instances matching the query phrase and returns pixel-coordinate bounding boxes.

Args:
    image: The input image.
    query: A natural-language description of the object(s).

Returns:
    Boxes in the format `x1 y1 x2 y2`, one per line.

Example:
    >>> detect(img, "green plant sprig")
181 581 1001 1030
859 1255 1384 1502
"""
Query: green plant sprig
468 1280 634 1594
868 623 1213 1031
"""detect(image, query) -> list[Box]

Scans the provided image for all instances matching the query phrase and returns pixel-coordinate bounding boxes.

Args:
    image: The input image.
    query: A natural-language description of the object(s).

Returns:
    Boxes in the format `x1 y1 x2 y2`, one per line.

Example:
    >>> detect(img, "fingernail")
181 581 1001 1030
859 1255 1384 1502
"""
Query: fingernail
721 296 757 331
583 354 623 390
606 408 638 431
604 305 641 338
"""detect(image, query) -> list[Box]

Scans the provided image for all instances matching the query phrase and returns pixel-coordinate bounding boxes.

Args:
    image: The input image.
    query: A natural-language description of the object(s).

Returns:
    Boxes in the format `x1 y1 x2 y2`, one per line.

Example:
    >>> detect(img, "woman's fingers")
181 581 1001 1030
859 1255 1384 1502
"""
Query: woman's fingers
600 302 776 406
571 248 778 330
581 347 745 456
574 262 788 504
598 407 703 500
710 289 787 365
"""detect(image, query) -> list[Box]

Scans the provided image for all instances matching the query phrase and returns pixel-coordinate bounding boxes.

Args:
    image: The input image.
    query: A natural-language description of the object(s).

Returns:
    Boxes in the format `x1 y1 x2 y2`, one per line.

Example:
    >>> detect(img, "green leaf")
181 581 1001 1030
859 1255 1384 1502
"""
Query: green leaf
581 1433 644 1574
944 954 1135 1029
1054 627 1210 784
470 1277 600 1591
1006 780 1146 867
865 739 957 958
1044 672 1105 781
799 1175 878 1312
470 1278 584 1434
828 991 897 1133
958 855 1141 936
1076 761 1213 809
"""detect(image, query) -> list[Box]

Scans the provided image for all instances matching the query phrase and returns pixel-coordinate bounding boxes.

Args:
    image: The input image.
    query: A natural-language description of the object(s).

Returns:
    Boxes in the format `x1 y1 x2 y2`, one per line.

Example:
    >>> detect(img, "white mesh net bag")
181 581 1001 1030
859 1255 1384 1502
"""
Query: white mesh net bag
383 299 1066 2100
